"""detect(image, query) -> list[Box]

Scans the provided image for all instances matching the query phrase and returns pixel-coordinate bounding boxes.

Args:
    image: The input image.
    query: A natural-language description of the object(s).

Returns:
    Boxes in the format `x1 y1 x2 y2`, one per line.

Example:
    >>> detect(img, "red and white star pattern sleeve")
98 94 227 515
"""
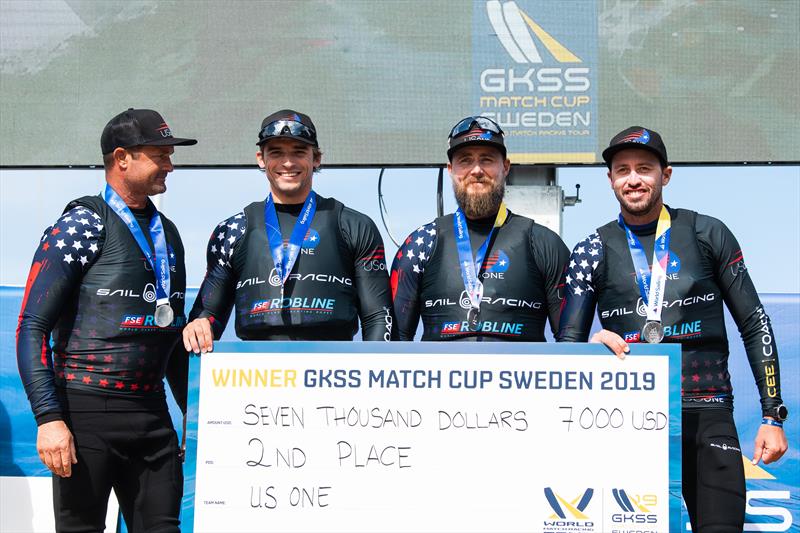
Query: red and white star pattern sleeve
17 207 104 423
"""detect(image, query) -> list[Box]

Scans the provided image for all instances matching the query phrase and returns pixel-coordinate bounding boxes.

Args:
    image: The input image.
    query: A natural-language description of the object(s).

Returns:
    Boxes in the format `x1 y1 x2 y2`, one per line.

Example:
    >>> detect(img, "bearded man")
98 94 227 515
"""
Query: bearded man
390 116 569 341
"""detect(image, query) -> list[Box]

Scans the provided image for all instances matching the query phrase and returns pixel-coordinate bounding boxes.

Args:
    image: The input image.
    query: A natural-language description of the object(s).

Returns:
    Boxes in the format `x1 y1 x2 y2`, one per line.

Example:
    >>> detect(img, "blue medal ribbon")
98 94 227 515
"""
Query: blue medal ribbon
618 206 671 322
264 191 317 290
103 184 171 307
453 203 508 312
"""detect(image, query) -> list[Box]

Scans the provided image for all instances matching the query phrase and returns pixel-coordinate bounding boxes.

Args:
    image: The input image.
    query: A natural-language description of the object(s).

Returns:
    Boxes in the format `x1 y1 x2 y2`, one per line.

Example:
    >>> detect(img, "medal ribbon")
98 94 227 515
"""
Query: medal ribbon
103 184 170 306
264 191 317 288
453 202 508 311
619 206 671 322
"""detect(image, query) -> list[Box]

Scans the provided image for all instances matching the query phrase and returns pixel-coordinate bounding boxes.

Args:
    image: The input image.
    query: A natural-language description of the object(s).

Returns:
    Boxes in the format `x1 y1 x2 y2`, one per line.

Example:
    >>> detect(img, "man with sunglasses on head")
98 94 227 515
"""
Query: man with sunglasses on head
390 116 569 341
183 109 393 351
17 108 196 532
557 127 788 532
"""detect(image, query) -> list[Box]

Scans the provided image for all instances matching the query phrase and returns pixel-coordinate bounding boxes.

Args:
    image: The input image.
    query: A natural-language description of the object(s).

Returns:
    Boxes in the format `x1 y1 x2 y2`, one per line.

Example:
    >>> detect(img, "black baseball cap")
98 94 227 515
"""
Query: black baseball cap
100 108 197 155
257 109 318 147
447 116 506 160
602 126 668 168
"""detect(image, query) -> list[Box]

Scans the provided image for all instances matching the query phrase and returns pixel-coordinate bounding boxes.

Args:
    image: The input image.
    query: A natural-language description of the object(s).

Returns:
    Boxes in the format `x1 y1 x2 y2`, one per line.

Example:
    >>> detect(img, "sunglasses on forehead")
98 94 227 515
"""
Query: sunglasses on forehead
258 120 317 144
449 116 504 139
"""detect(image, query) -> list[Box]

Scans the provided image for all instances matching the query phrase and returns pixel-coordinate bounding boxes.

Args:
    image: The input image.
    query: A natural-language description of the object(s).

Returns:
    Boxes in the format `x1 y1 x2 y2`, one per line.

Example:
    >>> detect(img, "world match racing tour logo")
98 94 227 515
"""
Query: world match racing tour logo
543 487 595 532
476 0 597 162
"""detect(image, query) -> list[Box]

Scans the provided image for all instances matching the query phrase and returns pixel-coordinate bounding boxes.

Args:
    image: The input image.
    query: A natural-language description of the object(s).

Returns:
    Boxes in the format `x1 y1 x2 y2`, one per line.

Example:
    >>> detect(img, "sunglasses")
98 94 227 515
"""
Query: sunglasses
258 120 317 144
449 116 504 139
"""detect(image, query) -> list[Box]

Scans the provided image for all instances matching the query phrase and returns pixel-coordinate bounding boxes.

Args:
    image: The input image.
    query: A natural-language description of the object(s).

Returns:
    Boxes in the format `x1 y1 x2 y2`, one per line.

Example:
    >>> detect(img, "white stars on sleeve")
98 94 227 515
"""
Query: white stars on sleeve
564 233 602 299
395 220 436 276
47 207 103 272
209 212 245 268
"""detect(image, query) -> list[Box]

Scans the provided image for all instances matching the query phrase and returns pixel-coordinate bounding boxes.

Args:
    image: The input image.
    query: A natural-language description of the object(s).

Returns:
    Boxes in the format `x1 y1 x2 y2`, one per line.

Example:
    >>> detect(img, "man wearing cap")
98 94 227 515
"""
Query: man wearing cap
17 108 196 532
390 116 568 341
557 126 788 532
182 109 393 350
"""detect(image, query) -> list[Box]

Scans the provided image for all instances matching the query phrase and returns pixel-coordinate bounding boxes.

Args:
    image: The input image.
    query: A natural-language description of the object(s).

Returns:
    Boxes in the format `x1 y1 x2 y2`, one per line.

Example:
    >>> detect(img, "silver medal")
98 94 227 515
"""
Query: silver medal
466 307 481 332
154 303 174 328
641 320 664 344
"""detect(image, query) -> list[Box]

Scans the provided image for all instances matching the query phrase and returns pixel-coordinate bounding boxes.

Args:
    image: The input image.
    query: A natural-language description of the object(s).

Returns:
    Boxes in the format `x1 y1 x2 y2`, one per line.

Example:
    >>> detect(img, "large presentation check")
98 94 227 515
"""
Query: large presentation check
182 342 681 533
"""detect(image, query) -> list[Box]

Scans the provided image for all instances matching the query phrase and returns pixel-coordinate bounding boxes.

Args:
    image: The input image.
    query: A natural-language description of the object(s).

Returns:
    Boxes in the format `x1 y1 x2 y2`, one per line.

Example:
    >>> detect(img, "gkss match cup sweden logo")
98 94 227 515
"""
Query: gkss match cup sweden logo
473 1 598 163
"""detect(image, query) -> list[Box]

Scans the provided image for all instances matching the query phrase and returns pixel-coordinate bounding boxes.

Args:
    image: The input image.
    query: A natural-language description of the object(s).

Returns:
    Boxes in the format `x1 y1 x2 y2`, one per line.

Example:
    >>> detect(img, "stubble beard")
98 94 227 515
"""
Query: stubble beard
455 179 505 219
616 187 662 219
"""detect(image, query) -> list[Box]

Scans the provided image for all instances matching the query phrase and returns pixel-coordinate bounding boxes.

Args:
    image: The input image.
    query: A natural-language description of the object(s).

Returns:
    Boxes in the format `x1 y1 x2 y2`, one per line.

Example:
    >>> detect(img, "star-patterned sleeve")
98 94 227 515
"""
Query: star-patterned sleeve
17 207 104 424
697 215 782 415
188 212 246 338
556 232 603 342
390 221 437 340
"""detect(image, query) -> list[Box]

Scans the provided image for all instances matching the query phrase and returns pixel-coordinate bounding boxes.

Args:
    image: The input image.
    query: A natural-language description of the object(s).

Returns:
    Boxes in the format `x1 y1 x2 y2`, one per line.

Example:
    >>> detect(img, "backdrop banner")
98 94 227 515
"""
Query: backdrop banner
2 1 797 166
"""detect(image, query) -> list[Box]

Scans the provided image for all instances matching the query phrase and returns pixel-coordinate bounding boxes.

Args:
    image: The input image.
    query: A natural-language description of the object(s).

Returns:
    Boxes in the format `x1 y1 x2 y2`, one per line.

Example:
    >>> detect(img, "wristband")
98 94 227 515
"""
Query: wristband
762 418 783 428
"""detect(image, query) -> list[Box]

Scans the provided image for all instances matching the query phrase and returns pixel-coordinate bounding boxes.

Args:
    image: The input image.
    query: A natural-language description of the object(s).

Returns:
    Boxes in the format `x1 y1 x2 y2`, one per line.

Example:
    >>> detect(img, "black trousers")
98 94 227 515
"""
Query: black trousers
683 408 746 533
53 408 183 533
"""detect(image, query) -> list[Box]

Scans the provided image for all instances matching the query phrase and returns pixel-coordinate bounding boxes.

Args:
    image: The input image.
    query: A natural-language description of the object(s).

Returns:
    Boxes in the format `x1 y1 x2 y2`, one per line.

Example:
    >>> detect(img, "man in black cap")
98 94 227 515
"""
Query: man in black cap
390 115 568 341
182 109 393 349
17 108 196 531
557 126 788 532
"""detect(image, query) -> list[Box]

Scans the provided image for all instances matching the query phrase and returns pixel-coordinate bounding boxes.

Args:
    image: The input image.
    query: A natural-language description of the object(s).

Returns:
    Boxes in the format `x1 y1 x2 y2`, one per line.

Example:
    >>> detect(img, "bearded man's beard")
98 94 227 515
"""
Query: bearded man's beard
454 179 505 219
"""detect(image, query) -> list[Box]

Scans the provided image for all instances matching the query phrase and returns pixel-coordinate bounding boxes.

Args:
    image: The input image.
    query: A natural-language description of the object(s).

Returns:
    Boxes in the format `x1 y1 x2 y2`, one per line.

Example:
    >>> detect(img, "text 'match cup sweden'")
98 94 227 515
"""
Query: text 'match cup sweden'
473 1 598 163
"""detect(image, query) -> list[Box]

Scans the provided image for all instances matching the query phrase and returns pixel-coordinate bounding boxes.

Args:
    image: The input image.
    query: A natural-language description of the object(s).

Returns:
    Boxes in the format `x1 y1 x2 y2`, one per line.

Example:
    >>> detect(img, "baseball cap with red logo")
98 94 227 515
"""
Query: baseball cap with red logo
602 126 668 168
100 108 197 155
447 116 506 160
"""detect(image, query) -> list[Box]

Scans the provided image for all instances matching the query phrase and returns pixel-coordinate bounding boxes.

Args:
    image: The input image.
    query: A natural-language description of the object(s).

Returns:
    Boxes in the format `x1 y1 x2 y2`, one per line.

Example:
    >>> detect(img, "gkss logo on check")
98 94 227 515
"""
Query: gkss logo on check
611 488 658 524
